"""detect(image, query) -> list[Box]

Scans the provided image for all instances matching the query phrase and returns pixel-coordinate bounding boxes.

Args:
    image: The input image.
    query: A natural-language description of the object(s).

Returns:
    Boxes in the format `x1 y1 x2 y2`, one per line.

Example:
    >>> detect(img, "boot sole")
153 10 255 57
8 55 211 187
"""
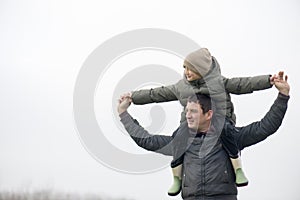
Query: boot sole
168 187 182 196
236 181 249 187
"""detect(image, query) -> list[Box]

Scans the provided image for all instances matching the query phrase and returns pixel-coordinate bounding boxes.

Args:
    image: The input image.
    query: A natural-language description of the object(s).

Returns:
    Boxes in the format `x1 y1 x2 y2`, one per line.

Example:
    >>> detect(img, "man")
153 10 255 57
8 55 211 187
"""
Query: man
117 72 289 200
121 48 275 194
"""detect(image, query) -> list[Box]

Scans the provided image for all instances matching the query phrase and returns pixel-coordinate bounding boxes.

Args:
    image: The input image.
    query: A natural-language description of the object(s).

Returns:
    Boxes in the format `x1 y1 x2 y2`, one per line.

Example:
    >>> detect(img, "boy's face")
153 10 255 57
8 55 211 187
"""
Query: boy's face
184 66 202 81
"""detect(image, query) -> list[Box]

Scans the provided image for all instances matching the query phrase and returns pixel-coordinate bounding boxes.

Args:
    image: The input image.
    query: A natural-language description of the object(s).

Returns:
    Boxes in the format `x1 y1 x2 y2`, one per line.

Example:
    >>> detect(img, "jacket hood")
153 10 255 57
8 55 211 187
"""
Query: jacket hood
184 56 221 86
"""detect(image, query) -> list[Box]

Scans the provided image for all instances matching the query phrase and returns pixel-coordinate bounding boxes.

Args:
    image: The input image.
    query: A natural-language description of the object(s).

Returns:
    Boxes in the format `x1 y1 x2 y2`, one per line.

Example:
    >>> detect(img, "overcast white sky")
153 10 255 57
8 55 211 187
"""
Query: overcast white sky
0 0 300 199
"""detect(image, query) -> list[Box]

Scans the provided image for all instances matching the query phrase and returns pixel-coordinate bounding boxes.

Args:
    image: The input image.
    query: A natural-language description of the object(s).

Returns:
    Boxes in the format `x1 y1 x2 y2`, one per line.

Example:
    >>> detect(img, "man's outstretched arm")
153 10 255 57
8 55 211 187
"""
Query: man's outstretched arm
118 97 173 156
235 71 290 150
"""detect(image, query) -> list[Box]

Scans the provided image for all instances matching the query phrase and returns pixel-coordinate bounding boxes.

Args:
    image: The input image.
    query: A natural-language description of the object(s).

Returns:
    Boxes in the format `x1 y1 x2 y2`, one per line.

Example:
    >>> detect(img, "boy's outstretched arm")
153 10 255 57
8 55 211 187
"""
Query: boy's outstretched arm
223 74 274 94
235 71 289 149
121 83 179 105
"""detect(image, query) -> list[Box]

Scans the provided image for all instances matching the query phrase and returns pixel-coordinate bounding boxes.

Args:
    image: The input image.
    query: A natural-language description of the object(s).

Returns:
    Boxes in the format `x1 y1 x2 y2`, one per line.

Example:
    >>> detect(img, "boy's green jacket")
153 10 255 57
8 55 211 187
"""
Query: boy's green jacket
131 57 272 123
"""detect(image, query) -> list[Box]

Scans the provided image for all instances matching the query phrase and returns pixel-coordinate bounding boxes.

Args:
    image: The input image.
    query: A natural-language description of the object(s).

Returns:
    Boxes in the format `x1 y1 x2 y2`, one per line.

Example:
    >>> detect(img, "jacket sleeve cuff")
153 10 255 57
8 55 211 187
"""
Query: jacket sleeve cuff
263 74 273 88
277 92 290 102
131 90 153 104
251 74 273 91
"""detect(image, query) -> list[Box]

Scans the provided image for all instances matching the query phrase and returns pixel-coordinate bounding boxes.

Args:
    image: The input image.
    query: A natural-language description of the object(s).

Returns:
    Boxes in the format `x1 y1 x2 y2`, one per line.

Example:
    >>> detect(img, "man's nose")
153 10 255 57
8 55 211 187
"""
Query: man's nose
186 111 190 118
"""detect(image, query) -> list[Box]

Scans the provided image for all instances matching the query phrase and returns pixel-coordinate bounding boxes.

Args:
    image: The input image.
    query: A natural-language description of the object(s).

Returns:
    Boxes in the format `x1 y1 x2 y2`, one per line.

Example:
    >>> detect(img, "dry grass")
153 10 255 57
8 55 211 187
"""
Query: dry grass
0 190 132 200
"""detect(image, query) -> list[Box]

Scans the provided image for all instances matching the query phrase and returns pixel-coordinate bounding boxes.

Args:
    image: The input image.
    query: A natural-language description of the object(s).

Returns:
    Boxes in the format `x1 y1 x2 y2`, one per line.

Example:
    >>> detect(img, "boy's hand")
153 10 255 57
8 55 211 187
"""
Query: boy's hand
270 73 279 85
120 92 132 100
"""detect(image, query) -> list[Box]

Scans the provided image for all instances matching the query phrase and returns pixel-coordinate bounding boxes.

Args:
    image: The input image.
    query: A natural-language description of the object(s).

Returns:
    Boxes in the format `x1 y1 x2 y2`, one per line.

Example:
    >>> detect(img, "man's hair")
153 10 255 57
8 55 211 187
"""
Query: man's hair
187 93 212 114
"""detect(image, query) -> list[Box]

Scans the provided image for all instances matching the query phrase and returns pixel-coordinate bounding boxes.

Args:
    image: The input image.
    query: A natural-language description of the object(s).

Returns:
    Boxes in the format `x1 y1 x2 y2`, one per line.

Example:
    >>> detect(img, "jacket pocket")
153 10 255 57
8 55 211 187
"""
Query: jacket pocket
223 157 237 184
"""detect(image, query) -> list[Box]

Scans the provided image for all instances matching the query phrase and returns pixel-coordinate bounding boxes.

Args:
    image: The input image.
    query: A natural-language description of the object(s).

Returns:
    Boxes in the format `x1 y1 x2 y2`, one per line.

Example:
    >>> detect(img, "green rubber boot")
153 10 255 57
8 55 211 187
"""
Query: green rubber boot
168 176 182 196
235 168 249 187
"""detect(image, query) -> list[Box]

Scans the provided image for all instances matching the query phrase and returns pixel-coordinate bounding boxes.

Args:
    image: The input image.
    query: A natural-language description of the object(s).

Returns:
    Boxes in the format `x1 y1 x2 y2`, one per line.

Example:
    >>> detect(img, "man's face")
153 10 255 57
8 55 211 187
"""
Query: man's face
185 101 211 132
184 66 202 81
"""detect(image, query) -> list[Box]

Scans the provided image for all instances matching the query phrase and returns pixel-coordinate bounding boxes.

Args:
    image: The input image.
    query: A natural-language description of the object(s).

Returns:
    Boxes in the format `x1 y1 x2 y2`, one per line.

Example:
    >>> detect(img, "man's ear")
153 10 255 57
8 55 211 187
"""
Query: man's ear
206 110 213 120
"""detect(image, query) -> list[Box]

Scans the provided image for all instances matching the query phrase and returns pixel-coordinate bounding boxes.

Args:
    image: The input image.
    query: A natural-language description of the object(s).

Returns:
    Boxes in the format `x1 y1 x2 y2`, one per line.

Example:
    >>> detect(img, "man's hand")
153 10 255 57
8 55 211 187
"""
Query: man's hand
274 71 290 96
117 96 132 114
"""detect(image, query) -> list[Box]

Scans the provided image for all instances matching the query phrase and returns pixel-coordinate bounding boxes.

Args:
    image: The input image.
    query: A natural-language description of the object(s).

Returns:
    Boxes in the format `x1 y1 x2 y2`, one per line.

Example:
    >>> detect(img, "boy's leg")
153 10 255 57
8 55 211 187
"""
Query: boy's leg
168 122 190 196
221 118 248 187
230 156 248 187
168 139 184 196
168 164 183 196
